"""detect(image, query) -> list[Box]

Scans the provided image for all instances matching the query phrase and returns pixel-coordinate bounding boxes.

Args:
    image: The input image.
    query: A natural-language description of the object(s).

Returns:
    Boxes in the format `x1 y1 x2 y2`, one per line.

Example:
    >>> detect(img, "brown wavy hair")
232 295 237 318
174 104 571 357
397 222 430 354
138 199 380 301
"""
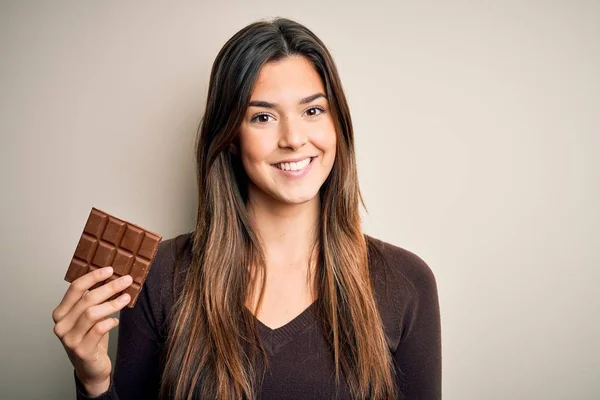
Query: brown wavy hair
160 18 396 399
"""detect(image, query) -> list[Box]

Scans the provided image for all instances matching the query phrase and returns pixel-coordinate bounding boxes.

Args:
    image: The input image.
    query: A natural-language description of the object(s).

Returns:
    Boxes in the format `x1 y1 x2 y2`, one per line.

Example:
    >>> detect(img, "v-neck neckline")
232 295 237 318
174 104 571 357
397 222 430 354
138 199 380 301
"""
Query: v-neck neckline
252 301 319 355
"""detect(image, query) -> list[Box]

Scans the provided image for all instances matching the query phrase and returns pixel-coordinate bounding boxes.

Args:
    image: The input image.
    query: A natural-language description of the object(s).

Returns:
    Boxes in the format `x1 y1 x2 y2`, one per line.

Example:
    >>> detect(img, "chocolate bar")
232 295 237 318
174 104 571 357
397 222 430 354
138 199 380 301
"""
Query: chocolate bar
65 207 162 307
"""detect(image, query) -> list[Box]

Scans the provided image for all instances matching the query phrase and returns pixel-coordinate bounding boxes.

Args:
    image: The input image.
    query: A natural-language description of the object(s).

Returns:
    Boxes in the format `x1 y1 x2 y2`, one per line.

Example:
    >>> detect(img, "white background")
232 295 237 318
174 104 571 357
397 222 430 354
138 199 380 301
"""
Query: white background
1 1 598 399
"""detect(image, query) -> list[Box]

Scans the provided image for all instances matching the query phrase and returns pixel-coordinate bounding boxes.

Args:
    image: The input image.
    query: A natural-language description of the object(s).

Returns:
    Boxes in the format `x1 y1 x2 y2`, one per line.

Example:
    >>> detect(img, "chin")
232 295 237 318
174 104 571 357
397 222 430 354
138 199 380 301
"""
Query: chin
247 177 324 207
275 189 320 205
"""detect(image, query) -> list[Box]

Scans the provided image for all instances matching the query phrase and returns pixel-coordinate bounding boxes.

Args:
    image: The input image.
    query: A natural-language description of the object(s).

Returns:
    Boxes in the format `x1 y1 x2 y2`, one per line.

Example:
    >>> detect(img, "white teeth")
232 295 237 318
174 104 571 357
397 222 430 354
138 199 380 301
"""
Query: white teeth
276 157 311 171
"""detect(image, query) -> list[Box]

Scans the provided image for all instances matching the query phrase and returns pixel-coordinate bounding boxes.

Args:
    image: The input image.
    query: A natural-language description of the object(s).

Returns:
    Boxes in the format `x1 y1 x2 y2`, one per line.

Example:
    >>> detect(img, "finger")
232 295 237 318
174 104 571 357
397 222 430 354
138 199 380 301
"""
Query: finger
54 274 132 339
62 293 130 350
53 267 114 324
73 317 119 362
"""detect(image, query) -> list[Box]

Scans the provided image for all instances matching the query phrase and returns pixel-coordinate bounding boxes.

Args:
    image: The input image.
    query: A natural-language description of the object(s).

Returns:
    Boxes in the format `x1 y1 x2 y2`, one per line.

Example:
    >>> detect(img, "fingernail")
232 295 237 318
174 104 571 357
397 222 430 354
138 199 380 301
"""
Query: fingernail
121 275 132 284
118 294 130 304
104 267 113 275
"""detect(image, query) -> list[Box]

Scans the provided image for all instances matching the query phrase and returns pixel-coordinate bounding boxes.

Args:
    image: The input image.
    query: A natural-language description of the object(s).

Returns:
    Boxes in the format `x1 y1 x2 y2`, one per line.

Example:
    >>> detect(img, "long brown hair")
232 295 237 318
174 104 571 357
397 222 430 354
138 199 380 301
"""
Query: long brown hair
160 18 396 399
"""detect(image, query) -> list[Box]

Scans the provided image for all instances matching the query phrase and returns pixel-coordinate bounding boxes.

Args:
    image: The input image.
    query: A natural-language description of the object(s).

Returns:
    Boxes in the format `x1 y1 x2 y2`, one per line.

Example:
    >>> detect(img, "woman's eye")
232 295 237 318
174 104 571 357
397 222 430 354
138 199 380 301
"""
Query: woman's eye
250 107 325 123
305 107 325 117
251 113 273 123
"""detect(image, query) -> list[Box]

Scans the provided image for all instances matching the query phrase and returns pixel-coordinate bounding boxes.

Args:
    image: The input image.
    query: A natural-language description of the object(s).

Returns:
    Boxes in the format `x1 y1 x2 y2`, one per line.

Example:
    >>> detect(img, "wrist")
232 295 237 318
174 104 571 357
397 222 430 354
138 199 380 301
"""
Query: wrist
83 378 110 397
77 373 111 397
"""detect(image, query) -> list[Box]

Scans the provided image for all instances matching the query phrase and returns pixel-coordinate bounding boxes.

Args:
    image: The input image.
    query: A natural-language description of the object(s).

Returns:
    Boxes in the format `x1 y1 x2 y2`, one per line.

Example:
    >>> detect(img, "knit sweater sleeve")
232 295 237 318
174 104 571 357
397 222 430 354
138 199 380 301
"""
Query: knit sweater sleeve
390 249 442 400
74 238 174 400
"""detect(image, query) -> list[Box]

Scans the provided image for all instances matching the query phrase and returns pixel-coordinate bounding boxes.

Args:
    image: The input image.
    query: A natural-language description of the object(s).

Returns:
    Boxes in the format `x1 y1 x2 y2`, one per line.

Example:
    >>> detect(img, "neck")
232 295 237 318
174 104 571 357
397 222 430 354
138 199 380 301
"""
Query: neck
247 186 320 272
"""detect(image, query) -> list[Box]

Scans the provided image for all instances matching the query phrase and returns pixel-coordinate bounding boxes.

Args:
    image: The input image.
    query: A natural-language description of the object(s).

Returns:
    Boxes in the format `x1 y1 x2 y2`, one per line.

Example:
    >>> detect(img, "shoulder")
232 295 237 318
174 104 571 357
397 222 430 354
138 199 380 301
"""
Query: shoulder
366 234 437 294
157 232 193 263
142 232 193 329
153 232 193 272
147 232 193 288
365 235 439 351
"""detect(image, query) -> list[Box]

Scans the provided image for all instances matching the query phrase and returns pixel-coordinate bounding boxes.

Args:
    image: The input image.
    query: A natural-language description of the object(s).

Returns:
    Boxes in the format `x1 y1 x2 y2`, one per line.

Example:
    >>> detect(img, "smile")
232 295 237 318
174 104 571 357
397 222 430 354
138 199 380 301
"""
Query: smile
274 157 312 171
271 157 315 178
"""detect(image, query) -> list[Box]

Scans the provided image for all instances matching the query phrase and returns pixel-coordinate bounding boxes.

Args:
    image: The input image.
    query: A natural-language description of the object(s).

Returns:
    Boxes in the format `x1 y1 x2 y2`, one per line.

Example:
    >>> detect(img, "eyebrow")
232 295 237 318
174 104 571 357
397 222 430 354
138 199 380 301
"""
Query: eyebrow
248 92 327 109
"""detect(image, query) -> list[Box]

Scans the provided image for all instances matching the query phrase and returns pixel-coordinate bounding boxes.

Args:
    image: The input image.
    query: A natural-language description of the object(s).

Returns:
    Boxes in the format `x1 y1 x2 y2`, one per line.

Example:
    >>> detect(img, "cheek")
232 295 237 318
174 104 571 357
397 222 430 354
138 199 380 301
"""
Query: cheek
312 122 337 158
239 131 271 163
238 130 276 182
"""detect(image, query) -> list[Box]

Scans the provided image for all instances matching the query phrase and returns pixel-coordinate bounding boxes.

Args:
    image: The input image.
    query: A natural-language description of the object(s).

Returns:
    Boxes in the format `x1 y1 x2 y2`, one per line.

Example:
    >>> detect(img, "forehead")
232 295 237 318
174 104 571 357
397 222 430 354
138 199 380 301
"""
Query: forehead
250 56 325 100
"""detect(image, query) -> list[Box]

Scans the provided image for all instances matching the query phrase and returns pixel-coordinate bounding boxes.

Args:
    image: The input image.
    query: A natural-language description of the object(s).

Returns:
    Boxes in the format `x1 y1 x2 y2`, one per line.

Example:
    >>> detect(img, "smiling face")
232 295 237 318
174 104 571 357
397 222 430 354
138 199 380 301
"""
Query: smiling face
237 55 337 207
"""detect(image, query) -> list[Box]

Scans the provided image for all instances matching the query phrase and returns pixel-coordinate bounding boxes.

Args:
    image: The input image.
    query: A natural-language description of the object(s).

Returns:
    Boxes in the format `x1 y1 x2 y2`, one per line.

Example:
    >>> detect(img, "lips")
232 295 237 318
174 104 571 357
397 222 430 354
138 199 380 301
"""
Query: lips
271 156 315 178
273 157 313 171
271 155 317 164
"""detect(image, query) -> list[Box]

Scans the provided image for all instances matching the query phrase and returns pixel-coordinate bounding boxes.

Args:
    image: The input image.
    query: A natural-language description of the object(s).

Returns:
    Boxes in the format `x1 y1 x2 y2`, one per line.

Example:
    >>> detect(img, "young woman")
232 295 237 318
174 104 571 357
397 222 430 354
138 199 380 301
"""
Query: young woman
53 18 441 400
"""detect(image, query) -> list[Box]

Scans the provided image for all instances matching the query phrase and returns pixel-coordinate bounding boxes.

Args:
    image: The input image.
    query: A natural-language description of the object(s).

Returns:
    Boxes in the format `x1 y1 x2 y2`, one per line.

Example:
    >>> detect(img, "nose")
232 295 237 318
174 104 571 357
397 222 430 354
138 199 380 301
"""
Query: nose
278 116 307 150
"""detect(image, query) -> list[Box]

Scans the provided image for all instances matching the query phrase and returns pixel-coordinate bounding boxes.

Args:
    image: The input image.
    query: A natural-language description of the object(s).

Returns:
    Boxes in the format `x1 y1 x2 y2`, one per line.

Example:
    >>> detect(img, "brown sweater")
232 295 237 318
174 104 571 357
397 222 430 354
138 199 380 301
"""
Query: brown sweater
75 233 441 399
